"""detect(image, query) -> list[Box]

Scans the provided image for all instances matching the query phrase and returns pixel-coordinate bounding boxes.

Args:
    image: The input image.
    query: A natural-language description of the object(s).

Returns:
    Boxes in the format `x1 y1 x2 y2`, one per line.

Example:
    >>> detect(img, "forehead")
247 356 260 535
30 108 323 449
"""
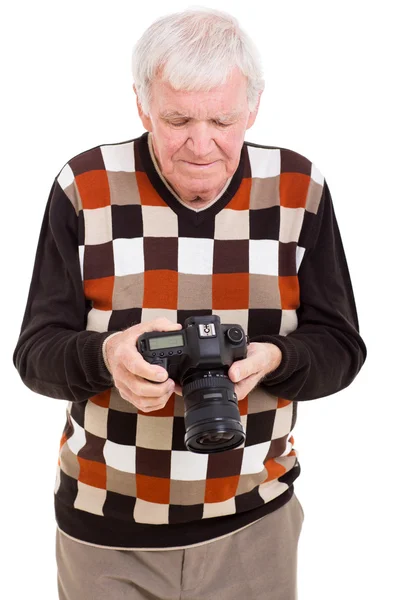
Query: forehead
150 68 249 117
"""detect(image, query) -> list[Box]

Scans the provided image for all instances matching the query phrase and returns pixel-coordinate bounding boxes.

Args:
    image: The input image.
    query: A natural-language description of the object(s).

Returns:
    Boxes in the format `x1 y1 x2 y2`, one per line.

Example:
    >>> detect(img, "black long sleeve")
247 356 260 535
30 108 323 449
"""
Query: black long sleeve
13 181 114 401
252 181 367 400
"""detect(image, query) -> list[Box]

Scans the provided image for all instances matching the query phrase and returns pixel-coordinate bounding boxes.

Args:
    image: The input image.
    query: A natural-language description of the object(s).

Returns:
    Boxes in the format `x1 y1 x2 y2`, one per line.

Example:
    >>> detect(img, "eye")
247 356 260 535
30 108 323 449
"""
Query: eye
170 121 189 127
213 121 232 128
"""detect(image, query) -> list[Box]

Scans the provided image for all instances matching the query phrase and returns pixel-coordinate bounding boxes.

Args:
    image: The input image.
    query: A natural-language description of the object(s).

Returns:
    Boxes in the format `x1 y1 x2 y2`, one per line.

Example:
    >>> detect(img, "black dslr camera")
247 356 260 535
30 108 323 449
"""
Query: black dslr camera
137 315 248 454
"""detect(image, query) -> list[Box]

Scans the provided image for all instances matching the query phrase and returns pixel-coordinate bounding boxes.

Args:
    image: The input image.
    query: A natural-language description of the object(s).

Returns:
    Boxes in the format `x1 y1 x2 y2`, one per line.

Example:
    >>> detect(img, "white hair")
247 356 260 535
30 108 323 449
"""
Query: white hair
131 7 265 115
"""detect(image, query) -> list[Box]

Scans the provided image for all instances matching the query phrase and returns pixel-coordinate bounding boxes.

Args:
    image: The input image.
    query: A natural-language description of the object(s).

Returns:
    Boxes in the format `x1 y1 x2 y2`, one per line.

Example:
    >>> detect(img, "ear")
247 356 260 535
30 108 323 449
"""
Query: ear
246 90 262 130
133 85 152 132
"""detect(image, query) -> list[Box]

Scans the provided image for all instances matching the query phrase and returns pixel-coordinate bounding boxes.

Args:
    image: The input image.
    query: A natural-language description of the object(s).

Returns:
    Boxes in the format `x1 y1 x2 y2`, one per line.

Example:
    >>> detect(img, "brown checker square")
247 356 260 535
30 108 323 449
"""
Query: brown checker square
76 170 111 209
136 172 166 206
112 274 144 310
249 176 280 210
205 475 240 503
136 474 170 504
249 274 281 309
69 146 105 177
279 242 298 277
77 457 107 489
109 307 142 331
265 435 289 460
78 431 106 463
207 448 244 478
84 276 114 311
143 270 178 309
111 204 143 239
83 242 114 280
106 466 137 497
144 238 178 271
212 273 249 310
169 479 206 506
278 276 300 310
107 171 141 206
136 447 171 478
279 173 310 209
226 178 251 211
213 240 249 274
280 149 311 176
178 274 212 310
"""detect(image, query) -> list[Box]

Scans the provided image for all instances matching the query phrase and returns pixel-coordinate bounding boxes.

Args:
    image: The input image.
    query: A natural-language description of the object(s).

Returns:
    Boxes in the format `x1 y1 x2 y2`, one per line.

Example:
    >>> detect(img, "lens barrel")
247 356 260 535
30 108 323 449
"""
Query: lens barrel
182 372 245 453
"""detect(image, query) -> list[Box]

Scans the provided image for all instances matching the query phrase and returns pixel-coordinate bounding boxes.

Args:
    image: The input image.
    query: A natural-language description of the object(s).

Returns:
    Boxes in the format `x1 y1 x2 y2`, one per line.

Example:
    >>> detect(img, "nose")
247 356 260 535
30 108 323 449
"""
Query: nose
185 121 216 158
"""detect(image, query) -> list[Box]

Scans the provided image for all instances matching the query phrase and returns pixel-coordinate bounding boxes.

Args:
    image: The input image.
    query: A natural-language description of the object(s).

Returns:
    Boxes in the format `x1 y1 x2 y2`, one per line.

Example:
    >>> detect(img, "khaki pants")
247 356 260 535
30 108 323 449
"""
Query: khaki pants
56 492 304 600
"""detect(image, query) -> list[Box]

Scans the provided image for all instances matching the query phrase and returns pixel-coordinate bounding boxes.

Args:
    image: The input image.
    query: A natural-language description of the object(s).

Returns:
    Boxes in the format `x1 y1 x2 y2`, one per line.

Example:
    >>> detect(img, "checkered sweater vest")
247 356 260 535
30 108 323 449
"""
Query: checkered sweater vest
14 132 366 548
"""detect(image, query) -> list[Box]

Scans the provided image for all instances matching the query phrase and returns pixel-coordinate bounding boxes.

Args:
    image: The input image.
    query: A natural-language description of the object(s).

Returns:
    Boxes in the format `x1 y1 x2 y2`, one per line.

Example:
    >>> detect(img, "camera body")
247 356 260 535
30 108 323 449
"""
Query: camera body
137 315 248 454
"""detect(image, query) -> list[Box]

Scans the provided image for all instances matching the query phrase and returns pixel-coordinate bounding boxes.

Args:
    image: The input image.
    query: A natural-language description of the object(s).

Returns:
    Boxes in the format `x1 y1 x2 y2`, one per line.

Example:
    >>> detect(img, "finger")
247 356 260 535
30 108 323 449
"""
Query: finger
120 369 175 397
118 383 174 411
174 383 183 396
229 345 267 383
234 372 261 401
122 353 169 382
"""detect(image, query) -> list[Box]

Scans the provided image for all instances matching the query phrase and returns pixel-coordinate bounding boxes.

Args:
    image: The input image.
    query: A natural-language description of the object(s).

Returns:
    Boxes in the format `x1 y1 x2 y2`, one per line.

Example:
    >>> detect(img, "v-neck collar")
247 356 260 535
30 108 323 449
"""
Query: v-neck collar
137 132 245 227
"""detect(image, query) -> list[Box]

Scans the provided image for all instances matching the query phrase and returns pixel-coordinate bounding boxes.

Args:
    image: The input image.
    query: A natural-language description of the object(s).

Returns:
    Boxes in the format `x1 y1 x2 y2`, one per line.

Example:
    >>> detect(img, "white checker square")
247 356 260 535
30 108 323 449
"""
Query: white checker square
170 450 209 481
279 310 298 336
74 481 107 516
214 208 250 240
57 163 74 190
272 403 294 439
311 162 324 186
178 238 214 275
113 237 144 276
240 442 271 475
100 142 135 172
142 205 178 237
296 246 306 271
247 146 281 178
134 499 169 524
249 239 279 275
279 207 305 243
86 308 112 332
83 206 112 245
84 401 108 439
258 479 288 503
103 440 136 474
141 308 177 323
54 465 61 494
78 246 84 279
212 309 248 334
203 498 236 519
67 417 86 455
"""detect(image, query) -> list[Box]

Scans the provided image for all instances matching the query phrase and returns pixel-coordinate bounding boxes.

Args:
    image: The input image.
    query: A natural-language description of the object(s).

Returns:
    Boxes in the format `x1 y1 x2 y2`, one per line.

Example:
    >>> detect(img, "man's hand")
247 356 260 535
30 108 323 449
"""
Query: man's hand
228 342 282 400
104 318 182 412
174 342 282 400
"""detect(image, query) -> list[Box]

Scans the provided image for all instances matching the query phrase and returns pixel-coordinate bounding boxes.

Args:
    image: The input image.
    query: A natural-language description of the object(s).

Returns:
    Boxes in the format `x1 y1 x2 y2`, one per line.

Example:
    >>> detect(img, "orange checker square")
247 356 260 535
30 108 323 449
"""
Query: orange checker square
227 177 251 211
277 397 292 409
90 389 111 408
59 432 68 450
278 276 300 310
136 172 166 206
75 170 111 209
238 395 248 416
212 273 249 309
143 270 178 309
136 474 170 504
264 458 287 482
205 475 240 503
279 172 310 209
84 276 115 311
77 457 107 489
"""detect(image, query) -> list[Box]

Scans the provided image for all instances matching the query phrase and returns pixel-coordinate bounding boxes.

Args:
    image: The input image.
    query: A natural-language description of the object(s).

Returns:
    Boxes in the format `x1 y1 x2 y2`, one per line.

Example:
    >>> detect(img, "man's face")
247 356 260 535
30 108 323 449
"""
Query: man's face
136 68 260 207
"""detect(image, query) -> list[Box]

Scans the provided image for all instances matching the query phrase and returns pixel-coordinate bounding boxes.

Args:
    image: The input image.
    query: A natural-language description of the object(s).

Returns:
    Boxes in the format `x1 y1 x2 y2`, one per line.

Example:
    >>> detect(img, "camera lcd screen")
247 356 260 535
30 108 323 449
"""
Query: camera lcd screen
149 334 184 350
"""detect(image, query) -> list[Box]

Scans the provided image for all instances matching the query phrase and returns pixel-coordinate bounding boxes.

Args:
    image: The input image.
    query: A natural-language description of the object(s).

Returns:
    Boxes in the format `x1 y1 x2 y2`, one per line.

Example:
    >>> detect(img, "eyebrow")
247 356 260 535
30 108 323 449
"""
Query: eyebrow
159 110 241 122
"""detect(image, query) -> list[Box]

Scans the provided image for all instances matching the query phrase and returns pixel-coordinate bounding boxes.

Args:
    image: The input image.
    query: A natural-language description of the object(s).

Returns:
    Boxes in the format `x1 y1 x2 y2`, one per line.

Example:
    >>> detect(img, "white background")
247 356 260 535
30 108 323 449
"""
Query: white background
1 1 399 598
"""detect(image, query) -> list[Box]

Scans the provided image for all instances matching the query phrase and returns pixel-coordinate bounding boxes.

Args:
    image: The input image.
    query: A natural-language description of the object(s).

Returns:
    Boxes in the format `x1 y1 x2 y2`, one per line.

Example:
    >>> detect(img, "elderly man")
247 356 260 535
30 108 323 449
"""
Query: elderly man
13 7 366 600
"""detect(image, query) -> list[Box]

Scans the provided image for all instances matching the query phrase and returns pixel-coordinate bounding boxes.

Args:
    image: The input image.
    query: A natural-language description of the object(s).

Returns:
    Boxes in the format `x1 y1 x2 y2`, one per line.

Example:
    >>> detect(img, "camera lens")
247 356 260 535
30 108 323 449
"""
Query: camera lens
182 371 245 454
